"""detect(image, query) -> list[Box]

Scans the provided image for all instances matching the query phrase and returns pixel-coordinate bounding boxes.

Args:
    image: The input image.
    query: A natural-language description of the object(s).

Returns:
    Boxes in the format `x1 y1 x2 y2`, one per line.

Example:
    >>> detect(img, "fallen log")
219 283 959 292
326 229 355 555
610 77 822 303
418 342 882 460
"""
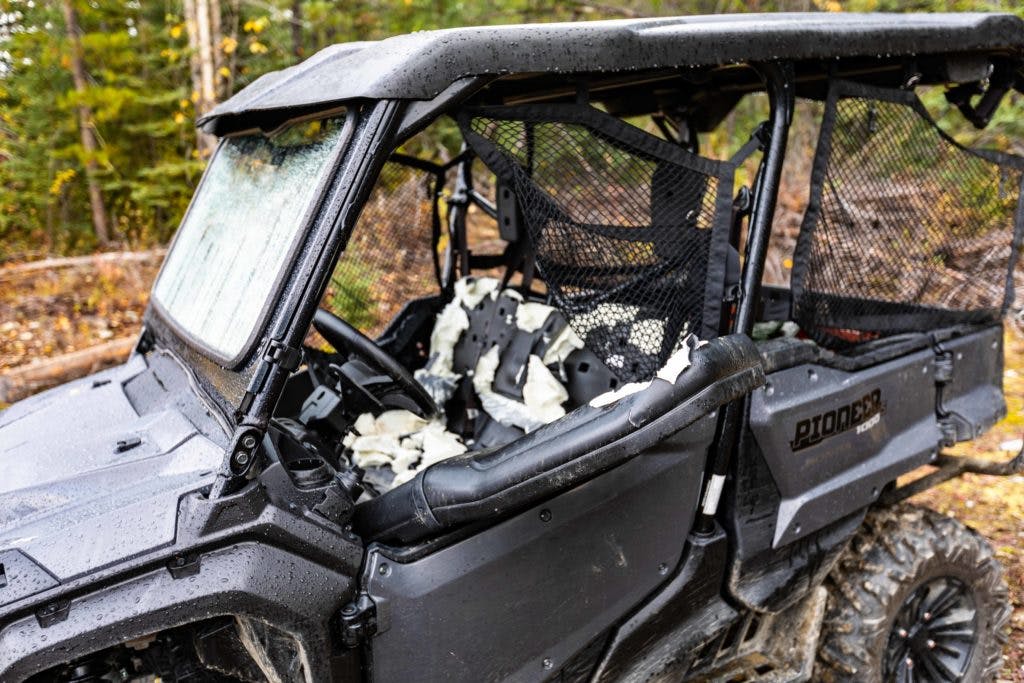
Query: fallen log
0 337 136 405
0 249 165 282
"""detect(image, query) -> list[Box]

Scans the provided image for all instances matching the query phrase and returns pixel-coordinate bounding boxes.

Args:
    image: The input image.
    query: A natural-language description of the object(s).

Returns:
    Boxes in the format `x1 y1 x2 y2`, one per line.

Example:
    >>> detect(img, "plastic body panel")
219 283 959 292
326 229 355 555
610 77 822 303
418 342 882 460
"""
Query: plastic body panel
592 528 733 681
0 350 365 681
0 543 355 681
749 346 941 546
364 419 714 683
939 325 1007 440
0 352 226 586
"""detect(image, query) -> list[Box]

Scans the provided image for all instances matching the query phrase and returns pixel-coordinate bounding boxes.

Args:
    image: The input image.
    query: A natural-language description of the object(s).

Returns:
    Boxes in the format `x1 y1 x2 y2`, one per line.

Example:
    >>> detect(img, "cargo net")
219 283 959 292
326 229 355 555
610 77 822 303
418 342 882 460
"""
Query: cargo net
792 81 1024 351
323 158 442 337
461 105 732 383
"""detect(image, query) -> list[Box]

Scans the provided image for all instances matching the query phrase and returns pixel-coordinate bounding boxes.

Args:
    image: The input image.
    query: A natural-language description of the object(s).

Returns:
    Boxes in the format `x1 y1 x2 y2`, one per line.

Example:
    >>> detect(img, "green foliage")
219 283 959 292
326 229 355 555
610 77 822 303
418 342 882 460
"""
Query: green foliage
328 260 379 331
1 0 1024 261
0 0 200 259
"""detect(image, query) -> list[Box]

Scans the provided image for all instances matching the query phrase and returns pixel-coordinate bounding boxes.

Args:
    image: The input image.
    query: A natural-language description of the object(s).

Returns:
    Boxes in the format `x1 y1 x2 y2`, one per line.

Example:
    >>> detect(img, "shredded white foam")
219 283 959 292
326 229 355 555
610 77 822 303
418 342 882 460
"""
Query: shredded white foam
346 409 468 486
542 324 584 366
472 346 567 432
515 301 555 333
589 336 701 408
454 276 500 309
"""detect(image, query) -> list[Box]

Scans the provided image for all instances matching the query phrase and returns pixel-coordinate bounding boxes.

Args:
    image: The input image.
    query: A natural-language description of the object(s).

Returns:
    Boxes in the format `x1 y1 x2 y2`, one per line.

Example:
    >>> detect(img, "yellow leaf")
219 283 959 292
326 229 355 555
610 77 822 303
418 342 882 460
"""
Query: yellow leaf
243 16 269 34
49 168 76 196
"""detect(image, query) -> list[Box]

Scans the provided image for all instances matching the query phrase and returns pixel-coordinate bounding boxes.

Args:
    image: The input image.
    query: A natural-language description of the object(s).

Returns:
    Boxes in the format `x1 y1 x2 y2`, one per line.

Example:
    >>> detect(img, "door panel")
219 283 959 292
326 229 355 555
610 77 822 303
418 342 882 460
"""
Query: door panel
366 417 714 683
749 348 941 547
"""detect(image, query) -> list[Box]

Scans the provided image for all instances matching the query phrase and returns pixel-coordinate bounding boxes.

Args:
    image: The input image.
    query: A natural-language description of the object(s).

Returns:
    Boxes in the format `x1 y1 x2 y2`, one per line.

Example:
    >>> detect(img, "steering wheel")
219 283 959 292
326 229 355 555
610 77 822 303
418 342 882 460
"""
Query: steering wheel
313 309 438 418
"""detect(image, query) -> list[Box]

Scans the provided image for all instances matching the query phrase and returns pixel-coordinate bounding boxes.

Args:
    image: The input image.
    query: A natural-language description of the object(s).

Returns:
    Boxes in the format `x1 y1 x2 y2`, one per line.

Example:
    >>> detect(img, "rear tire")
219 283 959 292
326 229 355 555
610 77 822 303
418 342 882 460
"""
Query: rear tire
815 504 1010 682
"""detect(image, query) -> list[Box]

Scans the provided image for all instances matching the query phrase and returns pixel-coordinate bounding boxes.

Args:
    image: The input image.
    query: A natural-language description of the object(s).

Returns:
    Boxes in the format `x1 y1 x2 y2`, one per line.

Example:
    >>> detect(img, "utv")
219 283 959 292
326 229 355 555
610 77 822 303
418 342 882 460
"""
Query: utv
2 11 1024 683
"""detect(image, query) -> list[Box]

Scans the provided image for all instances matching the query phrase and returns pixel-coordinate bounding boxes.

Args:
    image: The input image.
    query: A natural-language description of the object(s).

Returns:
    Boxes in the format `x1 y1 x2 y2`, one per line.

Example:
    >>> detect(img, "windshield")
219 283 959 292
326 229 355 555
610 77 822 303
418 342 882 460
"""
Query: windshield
153 114 350 362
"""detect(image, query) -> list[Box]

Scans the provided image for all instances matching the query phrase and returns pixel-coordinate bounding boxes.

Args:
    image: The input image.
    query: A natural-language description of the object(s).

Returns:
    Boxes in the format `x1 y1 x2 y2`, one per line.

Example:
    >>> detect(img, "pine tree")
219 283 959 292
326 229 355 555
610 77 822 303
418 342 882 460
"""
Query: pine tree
61 0 109 246
1 0 1023 262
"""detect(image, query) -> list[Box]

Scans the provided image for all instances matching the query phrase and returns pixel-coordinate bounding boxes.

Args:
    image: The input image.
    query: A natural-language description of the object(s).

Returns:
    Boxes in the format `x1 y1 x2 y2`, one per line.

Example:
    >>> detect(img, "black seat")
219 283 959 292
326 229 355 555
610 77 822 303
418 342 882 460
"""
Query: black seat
428 280 620 450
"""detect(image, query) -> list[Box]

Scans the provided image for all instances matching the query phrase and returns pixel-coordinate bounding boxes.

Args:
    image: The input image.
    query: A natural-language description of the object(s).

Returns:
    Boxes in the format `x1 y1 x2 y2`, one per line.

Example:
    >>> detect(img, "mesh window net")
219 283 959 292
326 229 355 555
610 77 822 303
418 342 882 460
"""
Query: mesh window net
461 104 735 383
792 80 1024 351
325 157 442 337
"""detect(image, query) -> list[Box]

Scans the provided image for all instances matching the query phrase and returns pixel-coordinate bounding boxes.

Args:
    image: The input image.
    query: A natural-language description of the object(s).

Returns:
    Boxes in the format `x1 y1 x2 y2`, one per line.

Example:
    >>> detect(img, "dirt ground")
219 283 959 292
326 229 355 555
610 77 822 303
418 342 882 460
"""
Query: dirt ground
910 329 1024 682
0 255 1022 678
0 254 161 372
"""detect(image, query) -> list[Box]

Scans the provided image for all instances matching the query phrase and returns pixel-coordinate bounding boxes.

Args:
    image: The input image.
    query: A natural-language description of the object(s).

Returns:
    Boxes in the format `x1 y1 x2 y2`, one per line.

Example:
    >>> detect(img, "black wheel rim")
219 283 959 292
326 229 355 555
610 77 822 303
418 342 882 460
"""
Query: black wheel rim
884 576 978 682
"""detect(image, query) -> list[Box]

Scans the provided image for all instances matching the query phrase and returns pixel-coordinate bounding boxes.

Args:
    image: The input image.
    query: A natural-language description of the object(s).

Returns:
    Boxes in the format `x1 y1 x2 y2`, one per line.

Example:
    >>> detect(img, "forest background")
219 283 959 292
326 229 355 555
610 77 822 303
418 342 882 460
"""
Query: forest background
4 0 1024 259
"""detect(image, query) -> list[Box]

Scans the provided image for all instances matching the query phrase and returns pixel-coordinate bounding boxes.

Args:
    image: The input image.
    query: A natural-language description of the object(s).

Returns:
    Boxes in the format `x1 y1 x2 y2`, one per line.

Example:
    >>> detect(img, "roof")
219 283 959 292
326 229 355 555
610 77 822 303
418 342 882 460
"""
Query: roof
201 12 1024 133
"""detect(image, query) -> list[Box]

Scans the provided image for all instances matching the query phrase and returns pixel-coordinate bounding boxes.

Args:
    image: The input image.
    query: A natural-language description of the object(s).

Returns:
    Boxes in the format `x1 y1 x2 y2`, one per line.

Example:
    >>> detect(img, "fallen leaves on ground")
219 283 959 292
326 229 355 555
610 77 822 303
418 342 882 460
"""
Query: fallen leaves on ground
0 257 159 372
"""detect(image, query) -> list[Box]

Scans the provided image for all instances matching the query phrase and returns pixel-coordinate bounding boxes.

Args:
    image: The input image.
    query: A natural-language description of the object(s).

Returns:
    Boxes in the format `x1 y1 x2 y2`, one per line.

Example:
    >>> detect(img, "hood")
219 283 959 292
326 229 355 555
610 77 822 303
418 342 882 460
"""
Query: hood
0 351 227 598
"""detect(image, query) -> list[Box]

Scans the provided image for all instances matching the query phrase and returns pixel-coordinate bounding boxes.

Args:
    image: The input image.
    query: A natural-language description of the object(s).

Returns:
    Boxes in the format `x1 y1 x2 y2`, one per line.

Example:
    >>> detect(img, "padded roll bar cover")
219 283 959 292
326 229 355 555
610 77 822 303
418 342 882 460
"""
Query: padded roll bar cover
355 334 764 544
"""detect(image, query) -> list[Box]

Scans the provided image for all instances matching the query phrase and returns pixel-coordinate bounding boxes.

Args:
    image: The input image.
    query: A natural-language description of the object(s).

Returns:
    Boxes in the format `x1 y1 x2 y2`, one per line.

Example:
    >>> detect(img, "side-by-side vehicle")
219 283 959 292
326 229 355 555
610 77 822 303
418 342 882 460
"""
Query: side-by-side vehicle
2 12 1024 683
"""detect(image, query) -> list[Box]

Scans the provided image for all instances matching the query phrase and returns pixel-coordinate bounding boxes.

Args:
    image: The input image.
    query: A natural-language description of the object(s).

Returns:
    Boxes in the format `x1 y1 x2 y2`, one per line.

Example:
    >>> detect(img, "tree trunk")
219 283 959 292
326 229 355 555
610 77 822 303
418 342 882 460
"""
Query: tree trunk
291 0 303 59
184 0 218 158
226 0 239 96
183 0 202 103
209 0 226 98
195 0 216 113
60 0 110 247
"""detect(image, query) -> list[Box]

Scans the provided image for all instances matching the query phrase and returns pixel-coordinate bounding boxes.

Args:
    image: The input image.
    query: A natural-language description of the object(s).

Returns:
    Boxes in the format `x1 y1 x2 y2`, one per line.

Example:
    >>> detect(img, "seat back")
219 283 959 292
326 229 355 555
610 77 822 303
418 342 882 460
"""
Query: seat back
460 103 738 383
418 277 619 450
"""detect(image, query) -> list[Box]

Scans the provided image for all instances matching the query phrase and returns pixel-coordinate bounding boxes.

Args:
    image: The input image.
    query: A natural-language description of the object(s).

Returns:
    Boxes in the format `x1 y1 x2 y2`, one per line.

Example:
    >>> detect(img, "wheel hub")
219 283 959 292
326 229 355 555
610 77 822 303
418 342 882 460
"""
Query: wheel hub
885 576 978 682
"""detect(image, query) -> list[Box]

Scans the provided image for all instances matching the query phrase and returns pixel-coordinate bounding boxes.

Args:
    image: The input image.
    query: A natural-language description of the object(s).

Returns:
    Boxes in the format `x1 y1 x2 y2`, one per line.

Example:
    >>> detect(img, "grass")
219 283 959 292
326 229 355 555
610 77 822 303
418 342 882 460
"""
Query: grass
326 260 380 333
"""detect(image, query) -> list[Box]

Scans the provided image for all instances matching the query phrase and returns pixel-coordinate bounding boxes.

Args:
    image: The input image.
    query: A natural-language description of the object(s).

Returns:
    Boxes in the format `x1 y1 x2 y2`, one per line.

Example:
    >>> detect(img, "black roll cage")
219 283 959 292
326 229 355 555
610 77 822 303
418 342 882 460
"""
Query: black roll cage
178 51 1024 496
